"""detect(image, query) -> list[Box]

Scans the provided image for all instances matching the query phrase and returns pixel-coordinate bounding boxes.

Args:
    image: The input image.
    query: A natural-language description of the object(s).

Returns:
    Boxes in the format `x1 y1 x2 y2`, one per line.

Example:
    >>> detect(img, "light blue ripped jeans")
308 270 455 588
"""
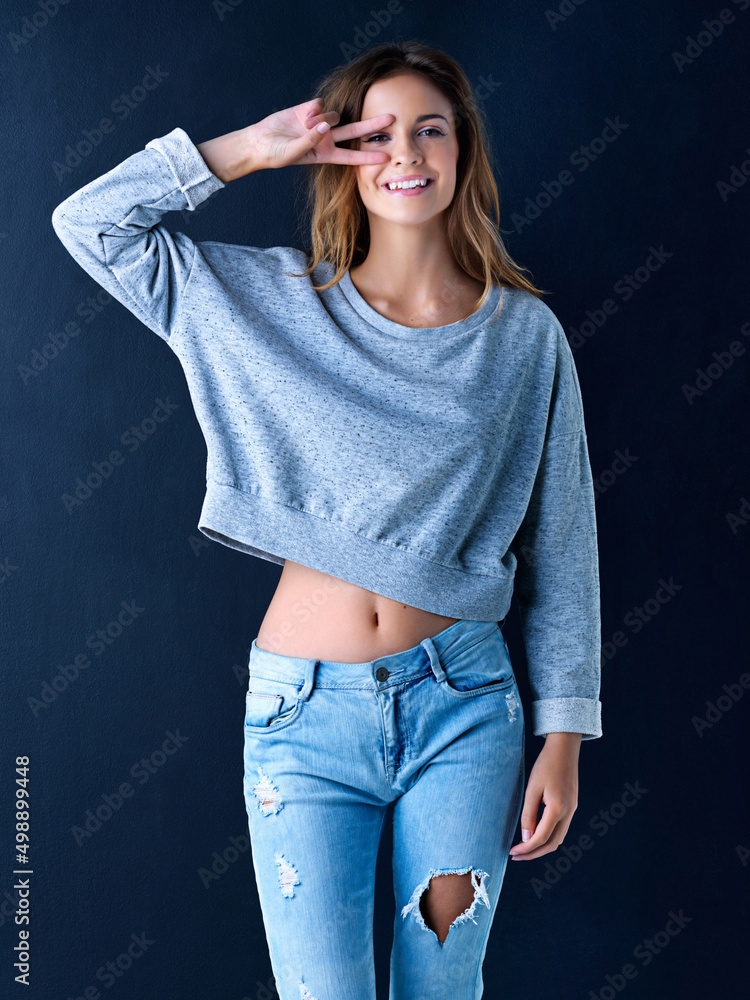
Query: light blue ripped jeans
242 618 525 1000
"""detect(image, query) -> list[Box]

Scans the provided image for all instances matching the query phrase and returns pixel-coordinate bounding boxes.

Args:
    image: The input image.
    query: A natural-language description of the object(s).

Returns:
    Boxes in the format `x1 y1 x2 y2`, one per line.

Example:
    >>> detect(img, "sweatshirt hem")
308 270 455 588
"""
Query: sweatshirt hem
197 478 513 622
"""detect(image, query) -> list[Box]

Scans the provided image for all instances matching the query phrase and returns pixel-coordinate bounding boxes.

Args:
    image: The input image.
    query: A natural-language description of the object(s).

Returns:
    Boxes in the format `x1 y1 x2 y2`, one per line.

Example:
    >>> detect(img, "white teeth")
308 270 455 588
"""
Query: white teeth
386 178 430 190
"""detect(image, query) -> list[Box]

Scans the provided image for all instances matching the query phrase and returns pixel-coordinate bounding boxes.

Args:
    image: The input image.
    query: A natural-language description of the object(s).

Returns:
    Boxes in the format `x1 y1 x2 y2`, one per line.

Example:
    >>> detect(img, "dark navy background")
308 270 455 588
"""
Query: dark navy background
2 0 748 997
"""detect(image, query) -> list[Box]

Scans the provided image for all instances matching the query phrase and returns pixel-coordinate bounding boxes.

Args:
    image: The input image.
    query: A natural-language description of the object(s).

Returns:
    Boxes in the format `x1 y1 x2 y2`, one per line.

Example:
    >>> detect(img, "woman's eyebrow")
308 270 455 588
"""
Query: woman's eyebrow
365 113 449 130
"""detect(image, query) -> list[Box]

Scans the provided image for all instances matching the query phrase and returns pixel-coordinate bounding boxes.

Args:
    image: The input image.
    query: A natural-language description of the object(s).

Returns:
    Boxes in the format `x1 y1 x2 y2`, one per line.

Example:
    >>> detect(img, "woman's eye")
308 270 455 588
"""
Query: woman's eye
364 128 445 143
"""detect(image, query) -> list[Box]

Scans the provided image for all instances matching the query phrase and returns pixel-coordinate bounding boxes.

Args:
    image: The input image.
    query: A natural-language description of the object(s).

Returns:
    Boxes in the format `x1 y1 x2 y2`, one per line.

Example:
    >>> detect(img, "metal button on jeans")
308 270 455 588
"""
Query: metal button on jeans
375 667 390 681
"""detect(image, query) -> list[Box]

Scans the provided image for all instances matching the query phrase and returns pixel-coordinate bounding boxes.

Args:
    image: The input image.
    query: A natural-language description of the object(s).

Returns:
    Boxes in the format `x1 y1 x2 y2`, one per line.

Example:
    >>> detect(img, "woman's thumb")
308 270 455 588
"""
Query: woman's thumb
292 117 330 161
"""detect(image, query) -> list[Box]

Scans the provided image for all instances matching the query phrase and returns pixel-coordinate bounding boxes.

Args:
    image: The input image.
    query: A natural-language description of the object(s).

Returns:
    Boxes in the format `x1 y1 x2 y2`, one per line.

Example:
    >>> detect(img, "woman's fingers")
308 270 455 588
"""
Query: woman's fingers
316 112 395 165
304 111 340 129
328 111 395 142
509 800 570 860
291 106 395 166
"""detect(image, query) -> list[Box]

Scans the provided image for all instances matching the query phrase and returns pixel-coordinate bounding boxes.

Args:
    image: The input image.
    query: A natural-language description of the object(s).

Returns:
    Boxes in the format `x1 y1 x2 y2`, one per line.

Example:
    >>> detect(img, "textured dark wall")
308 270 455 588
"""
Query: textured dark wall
1 0 748 997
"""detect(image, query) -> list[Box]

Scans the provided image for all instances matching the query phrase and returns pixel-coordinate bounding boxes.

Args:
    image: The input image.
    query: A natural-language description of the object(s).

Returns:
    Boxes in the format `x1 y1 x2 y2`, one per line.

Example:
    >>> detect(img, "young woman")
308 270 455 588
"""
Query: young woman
53 40 602 1000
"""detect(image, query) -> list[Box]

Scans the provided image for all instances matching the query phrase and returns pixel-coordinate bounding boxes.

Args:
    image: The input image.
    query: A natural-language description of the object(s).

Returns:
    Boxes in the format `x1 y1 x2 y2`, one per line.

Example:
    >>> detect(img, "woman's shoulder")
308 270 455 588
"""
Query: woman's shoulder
498 284 565 351
196 240 308 265
194 240 316 282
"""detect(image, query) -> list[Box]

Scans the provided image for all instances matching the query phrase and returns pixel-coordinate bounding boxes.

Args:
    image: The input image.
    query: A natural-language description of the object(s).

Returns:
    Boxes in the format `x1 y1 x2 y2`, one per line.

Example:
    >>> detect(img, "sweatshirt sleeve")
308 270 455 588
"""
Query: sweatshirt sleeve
51 127 226 344
510 323 603 741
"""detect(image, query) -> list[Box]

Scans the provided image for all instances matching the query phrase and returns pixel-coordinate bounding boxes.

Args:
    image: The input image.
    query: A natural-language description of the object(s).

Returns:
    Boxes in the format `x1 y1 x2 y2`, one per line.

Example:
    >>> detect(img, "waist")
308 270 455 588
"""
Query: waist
257 560 464 661
249 618 503 687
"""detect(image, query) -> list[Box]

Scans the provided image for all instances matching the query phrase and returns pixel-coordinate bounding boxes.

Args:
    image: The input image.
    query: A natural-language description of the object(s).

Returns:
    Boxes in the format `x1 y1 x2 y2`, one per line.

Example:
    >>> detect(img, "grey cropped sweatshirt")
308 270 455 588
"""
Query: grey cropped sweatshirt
51 126 603 740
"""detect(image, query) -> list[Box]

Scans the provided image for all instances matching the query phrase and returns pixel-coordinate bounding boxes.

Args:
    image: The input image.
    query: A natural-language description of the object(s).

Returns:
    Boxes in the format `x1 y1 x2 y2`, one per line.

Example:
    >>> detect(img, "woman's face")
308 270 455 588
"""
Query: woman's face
354 72 460 229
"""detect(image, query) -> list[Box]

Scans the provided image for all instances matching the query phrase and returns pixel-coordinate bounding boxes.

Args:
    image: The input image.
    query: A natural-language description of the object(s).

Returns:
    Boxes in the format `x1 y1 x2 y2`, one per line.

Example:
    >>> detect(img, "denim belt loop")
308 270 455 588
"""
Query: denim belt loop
420 636 447 684
299 659 317 702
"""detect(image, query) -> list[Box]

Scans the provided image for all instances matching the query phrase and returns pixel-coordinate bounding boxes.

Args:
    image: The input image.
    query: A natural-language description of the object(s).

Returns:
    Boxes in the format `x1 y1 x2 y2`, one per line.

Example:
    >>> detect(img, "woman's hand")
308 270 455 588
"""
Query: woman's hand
245 97 396 171
508 732 582 861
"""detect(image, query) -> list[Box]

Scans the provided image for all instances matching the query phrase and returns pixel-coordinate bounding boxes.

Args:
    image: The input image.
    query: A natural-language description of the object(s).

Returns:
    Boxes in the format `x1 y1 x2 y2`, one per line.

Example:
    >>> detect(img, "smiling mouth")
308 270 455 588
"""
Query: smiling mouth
382 178 435 194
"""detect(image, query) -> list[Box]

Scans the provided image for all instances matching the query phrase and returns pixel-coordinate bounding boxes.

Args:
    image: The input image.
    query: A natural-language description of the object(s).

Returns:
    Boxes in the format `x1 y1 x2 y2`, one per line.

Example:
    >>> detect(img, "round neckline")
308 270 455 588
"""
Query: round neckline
336 268 504 338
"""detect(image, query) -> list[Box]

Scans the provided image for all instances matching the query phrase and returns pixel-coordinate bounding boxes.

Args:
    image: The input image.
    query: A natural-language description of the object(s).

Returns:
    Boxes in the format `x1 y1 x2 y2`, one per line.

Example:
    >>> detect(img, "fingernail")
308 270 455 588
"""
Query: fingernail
316 121 329 133
522 829 532 841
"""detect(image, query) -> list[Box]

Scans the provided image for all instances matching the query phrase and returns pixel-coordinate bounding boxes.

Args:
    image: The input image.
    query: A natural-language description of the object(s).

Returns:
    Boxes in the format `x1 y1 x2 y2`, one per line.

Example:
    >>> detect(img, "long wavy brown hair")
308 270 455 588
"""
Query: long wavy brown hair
287 38 548 306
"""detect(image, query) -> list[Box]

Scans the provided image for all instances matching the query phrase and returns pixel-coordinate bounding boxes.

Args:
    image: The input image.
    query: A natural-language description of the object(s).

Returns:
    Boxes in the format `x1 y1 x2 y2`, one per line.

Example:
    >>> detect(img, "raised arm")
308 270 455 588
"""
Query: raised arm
51 100 395 343
51 126 228 343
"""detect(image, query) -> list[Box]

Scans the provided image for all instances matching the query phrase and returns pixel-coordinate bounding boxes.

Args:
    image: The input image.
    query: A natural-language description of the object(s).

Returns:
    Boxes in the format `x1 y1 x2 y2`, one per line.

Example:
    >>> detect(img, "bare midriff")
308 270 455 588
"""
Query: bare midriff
256 559 461 663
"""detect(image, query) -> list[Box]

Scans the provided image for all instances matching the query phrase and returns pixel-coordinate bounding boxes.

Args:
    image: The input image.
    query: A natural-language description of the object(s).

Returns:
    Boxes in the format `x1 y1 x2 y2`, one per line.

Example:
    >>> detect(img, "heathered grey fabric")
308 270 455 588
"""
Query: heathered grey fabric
51 126 602 740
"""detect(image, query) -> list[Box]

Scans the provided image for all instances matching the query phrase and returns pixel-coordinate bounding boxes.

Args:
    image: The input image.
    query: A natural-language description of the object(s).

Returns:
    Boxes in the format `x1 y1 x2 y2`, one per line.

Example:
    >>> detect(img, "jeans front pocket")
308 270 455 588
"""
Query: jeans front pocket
244 672 304 734
439 631 516 700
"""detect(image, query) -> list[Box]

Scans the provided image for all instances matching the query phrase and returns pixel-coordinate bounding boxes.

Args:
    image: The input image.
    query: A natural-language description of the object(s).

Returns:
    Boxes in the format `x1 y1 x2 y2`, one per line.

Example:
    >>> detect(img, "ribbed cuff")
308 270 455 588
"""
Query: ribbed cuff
145 126 225 210
532 697 602 741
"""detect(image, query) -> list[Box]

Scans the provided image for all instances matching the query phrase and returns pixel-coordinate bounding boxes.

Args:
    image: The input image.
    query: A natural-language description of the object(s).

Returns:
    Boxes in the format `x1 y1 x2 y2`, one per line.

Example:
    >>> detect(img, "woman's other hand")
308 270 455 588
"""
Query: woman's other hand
508 732 582 861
